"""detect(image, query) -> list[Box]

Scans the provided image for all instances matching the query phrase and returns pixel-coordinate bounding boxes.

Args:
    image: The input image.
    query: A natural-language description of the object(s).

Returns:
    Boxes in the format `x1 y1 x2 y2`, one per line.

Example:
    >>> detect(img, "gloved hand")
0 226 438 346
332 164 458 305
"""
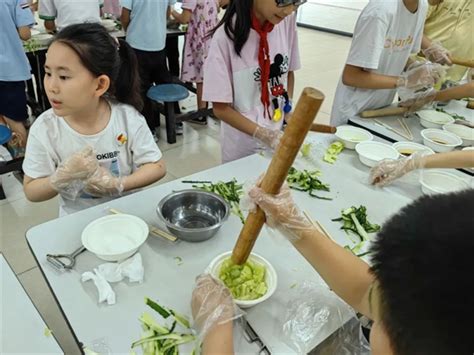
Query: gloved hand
253 125 283 151
397 61 445 90
399 89 437 114
370 151 428 186
422 42 452 66
49 146 99 199
191 274 243 339
83 166 124 197
248 183 314 242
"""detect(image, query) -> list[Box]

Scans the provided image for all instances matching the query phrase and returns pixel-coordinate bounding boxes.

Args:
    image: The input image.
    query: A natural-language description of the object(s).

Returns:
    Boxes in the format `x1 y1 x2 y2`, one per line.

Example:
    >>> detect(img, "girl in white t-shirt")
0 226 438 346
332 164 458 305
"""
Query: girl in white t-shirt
23 23 166 216
330 0 445 126
202 0 303 163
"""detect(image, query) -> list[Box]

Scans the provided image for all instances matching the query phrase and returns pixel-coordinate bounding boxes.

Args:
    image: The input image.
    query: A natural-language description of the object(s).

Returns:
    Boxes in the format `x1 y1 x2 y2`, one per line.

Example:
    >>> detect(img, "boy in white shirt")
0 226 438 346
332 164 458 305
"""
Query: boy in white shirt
39 0 103 32
330 0 443 126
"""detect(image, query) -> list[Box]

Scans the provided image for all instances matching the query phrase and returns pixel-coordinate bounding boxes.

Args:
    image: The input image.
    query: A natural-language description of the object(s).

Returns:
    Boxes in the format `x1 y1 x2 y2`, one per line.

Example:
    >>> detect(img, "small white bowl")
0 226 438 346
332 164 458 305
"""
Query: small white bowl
420 170 470 195
207 251 277 309
355 141 399 167
421 129 462 153
417 110 455 129
32 33 53 46
81 214 149 262
335 125 373 150
101 19 116 32
442 123 474 147
393 141 434 157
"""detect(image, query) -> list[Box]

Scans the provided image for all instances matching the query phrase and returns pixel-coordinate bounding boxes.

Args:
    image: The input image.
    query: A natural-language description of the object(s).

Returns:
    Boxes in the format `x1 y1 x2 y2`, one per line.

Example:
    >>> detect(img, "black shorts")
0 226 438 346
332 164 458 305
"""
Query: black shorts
0 81 28 122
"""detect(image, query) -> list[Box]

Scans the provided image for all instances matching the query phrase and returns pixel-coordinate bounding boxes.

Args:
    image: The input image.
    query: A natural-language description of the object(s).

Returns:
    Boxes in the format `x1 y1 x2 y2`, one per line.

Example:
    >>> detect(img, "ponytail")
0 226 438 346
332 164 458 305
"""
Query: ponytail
210 0 253 56
116 39 143 111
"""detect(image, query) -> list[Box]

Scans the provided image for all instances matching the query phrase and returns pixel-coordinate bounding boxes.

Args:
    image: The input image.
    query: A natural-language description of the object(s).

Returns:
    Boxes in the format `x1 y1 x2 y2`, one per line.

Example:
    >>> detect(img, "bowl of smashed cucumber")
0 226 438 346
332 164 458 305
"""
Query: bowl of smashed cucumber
207 251 277 308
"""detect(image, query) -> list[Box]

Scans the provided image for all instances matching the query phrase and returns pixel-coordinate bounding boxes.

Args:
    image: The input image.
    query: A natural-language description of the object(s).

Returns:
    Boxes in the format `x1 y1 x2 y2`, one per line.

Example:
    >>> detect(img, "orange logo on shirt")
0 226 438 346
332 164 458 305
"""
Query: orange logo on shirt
384 35 414 50
116 133 127 145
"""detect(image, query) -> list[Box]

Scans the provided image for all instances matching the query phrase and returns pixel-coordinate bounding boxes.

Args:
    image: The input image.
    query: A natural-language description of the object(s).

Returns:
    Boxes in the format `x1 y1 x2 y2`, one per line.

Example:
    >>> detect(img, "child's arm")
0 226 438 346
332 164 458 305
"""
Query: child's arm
17 26 32 41
44 20 56 32
171 8 192 24
121 160 166 191
23 176 59 202
435 82 474 102
121 8 131 31
287 71 295 100
342 64 399 90
213 103 258 136
249 186 374 319
202 322 234 355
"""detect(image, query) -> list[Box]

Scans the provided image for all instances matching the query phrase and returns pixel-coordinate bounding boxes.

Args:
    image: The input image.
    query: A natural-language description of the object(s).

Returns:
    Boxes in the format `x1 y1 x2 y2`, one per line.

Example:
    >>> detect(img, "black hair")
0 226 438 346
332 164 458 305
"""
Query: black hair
52 23 143 111
370 189 474 355
210 0 252 56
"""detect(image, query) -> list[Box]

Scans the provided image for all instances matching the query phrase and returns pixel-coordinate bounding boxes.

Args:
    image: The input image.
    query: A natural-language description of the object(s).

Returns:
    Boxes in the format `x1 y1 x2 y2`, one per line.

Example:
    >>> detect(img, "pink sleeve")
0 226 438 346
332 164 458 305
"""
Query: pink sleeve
181 0 197 11
288 14 301 72
202 30 234 103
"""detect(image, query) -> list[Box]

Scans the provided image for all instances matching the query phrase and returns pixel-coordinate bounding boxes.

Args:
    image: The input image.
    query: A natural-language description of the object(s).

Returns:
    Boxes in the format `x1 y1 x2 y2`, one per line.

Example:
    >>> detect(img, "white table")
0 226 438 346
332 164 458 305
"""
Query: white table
25 133 450 354
0 254 63 354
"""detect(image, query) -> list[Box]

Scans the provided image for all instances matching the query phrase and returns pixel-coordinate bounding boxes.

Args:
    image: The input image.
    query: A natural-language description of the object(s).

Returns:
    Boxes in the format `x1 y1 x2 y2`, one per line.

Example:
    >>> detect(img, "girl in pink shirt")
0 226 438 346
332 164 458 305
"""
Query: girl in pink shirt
203 0 303 163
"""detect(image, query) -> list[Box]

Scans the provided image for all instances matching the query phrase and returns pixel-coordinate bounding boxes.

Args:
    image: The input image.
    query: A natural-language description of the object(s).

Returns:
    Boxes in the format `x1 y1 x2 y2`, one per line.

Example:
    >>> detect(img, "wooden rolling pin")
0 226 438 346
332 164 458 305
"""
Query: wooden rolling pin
360 106 408 118
231 88 325 265
310 123 336 134
451 57 474 69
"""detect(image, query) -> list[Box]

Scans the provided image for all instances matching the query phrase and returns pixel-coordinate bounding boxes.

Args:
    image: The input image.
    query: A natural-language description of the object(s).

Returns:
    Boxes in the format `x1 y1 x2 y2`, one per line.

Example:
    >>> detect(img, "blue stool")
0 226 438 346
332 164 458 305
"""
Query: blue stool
0 125 12 145
147 84 189 144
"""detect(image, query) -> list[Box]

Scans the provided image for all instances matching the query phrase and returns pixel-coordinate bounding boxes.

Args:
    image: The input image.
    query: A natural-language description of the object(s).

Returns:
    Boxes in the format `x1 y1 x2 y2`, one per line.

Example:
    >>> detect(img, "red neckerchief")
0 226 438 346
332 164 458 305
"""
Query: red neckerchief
251 12 274 118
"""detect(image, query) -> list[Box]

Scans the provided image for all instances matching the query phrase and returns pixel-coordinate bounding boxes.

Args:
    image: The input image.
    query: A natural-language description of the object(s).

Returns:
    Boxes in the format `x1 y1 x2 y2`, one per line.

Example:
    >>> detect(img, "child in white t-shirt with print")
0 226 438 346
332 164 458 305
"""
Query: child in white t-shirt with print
202 0 303 163
23 23 166 216
39 0 103 32
330 0 445 126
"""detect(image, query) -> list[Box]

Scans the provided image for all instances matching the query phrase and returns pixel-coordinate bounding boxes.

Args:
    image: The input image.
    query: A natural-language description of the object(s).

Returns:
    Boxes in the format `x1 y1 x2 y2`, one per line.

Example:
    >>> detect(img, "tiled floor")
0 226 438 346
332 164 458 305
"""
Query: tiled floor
0 27 351 353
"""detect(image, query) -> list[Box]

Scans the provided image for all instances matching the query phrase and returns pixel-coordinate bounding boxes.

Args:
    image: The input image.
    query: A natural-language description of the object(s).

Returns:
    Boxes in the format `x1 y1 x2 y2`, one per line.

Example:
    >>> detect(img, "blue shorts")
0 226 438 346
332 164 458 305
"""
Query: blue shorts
0 81 28 122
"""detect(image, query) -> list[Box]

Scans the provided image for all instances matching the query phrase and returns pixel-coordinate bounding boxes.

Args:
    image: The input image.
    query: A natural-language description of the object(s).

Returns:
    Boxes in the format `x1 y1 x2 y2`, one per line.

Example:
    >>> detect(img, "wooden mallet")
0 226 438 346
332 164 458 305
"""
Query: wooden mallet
231 88 325 265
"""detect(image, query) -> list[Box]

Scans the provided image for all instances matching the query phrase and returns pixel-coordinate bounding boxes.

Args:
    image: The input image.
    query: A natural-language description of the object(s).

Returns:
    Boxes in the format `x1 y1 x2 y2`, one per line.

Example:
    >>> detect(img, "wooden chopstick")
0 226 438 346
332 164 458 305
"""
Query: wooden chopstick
109 208 177 242
398 118 413 140
374 119 411 140
303 210 333 240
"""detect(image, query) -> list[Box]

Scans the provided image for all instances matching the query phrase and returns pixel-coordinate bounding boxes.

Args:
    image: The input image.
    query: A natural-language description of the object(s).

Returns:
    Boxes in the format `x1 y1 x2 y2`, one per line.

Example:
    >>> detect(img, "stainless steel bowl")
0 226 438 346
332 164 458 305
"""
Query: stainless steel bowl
156 189 229 242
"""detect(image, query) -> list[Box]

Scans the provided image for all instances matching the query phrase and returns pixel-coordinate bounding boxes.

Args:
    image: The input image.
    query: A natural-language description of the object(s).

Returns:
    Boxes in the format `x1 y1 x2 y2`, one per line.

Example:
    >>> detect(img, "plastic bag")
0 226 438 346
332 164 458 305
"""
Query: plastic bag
280 281 370 354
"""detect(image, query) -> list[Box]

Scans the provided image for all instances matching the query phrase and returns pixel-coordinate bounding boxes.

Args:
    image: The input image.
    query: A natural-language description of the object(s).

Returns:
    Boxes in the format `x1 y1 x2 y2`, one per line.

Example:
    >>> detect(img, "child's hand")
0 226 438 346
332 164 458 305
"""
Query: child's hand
422 42 452 66
253 125 283 150
83 167 124 197
399 89 437 114
370 151 427 187
191 274 242 338
398 62 445 90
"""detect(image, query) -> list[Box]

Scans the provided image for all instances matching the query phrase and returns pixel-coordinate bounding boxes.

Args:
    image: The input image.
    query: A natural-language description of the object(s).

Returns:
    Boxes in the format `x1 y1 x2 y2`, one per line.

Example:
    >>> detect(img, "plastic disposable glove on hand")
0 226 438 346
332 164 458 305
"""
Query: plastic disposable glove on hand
422 42 452 66
399 89 437 114
191 274 243 340
83 166 124 197
370 151 427 186
247 183 314 242
253 125 283 151
397 61 445 90
49 146 99 200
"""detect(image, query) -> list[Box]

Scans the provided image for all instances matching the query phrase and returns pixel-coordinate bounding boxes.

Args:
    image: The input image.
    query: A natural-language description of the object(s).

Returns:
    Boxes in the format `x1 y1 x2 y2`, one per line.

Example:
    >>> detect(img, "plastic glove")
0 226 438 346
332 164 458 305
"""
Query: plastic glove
83 166 124 197
370 151 427 186
191 274 243 339
397 61 445 90
253 125 283 151
49 146 99 200
248 183 314 242
422 42 452 66
399 89 437 114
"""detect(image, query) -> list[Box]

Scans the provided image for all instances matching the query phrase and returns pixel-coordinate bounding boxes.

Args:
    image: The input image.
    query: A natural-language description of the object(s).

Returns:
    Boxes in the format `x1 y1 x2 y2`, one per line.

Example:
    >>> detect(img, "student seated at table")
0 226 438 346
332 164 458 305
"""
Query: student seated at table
191 188 474 355
370 150 474 186
22 23 166 216
0 0 35 159
39 0 102 32
330 0 445 126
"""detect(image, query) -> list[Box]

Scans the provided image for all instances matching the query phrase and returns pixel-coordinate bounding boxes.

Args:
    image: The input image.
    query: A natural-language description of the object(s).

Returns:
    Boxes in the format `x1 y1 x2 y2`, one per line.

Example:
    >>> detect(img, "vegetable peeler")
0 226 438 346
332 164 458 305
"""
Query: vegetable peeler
47 245 86 271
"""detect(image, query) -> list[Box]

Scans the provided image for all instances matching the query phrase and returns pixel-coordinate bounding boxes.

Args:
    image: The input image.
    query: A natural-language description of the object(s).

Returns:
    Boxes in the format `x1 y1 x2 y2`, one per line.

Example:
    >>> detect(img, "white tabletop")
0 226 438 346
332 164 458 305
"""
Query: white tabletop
25 132 460 354
0 254 63 354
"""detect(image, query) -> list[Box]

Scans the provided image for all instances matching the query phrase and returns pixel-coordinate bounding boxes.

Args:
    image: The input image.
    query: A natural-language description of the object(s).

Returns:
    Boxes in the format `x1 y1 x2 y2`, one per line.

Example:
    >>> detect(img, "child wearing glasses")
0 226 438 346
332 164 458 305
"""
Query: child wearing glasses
202 0 305 163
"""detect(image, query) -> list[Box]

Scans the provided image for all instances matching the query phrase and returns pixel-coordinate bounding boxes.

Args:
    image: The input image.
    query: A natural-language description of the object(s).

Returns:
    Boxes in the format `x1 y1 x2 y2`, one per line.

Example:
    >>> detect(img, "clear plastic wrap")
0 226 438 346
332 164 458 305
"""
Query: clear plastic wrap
83 166 124 197
422 41 452 66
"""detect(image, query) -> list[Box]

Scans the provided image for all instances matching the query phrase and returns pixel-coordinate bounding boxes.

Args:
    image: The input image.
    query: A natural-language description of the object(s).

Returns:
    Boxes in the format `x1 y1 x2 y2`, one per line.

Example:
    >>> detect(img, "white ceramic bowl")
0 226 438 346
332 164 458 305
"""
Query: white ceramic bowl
421 129 462 153
81 214 149 262
101 19 116 32
355 141 399 167
207 251 277 309
392 141 434 157
32 33 53 46
420 170 470 195
442 123 474 147
335 125 373 150
417 110 455 129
